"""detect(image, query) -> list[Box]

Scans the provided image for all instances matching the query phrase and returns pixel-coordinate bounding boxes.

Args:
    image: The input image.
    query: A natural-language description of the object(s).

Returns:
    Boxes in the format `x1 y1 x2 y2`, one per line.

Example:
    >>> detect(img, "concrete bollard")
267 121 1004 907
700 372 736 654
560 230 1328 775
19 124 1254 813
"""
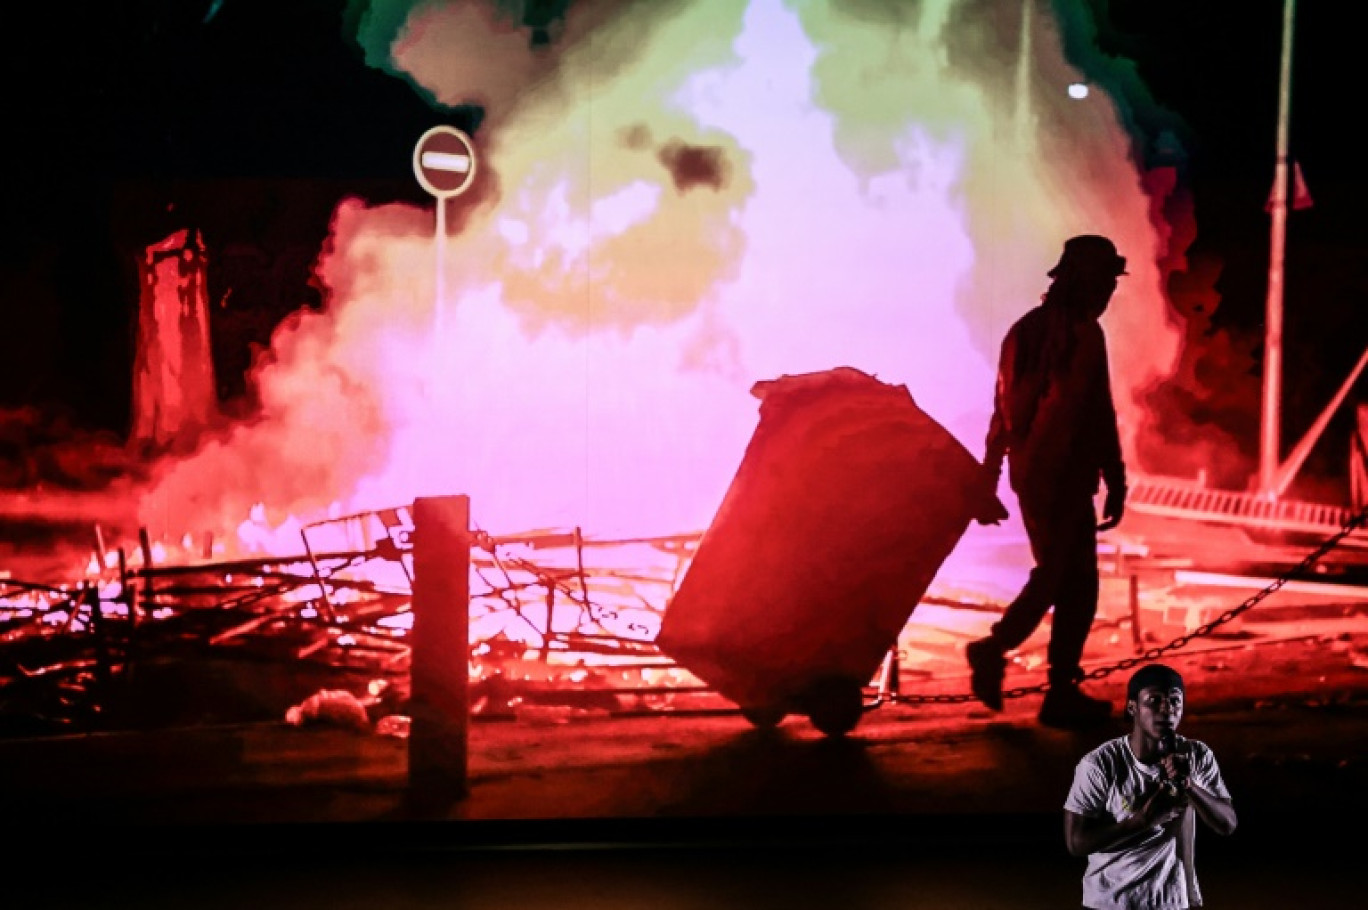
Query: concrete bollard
408 495 471 808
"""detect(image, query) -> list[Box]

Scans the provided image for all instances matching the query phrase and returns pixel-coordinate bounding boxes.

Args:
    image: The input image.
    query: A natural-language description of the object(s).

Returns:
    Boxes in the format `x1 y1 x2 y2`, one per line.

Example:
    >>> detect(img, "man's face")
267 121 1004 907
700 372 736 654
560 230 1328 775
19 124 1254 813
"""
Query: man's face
1079 272 1119 319
1129 685 1184 738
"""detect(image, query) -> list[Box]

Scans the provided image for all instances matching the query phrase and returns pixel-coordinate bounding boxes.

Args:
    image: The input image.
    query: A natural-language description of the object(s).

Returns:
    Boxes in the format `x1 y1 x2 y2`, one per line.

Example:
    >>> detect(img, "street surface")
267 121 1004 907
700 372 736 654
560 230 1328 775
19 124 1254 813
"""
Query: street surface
3 614 1366 908
4 506 1368 907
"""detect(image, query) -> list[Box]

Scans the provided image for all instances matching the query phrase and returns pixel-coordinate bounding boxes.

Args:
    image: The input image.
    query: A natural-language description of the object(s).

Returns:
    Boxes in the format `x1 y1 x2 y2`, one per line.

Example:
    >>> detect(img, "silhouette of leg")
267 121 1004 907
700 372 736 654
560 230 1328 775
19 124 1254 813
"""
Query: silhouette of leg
990 495 1066 651
967 492 1064 711
1046 497 1100 688
1036 493 1111 728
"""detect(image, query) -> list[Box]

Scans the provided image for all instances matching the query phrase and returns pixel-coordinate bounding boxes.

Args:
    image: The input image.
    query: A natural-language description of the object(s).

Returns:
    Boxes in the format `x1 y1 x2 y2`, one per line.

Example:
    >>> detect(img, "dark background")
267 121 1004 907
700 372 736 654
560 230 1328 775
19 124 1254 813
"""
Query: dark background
1091 0 1368 496
1 0 1362 494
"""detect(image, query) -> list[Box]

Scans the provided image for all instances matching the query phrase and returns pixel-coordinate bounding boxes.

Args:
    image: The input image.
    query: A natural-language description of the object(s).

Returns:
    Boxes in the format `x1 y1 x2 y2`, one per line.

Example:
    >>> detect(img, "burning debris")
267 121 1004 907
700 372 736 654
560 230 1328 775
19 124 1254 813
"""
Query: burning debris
4 485 1367 742
0 502 731 736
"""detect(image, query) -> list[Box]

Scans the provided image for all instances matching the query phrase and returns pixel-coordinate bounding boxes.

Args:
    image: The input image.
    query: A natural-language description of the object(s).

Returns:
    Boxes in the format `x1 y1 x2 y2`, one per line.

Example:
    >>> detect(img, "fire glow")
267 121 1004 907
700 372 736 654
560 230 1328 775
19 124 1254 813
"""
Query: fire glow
136 0 1179 600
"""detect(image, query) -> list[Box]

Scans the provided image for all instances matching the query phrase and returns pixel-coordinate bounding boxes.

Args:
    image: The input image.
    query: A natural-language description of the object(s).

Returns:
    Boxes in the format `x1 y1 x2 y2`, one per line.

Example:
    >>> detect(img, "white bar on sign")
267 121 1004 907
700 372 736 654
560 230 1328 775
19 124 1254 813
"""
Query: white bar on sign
421 151 471 173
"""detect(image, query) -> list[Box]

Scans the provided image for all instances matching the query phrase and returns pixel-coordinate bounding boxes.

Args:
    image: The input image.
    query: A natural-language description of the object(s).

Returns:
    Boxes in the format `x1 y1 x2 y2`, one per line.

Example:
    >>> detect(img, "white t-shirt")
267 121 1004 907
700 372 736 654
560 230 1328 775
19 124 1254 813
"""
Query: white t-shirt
1065 735 1230 910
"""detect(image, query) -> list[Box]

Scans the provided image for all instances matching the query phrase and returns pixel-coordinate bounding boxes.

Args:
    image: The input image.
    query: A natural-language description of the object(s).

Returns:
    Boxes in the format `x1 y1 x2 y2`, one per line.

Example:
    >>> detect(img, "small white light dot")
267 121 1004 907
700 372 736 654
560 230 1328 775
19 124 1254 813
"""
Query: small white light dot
1068 83 1090 100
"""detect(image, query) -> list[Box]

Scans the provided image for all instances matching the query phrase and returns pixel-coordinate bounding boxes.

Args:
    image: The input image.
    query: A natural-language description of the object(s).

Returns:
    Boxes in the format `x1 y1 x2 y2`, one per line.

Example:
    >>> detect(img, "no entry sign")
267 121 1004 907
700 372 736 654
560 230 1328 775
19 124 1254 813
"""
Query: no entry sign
413 125 477 199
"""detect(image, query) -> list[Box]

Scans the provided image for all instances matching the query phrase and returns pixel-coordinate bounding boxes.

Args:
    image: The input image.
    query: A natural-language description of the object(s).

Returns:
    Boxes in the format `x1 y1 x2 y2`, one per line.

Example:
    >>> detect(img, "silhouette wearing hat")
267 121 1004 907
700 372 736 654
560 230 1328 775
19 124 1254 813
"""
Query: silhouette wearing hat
966 235 1130 729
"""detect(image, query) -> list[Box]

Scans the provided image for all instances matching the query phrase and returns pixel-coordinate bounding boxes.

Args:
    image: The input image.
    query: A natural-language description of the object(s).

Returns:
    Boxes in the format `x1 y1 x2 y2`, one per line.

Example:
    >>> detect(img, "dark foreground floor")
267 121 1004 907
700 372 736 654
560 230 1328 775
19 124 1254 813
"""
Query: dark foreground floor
8 812 1360 909
5 628 1366 907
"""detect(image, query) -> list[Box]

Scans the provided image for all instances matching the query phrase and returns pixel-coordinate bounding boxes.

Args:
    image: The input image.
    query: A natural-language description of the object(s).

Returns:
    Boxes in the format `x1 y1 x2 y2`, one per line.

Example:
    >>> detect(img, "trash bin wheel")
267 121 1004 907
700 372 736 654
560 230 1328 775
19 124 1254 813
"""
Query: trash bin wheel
739 706 787 729
804 677 865 737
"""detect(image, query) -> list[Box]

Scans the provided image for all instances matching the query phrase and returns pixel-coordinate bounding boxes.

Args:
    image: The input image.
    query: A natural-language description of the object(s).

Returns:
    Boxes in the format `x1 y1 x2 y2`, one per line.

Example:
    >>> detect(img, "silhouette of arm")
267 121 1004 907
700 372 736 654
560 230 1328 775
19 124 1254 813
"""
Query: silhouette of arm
983 332 1014 484
974 332 1015 525
1094 326 1125 495
1092 325 1126 530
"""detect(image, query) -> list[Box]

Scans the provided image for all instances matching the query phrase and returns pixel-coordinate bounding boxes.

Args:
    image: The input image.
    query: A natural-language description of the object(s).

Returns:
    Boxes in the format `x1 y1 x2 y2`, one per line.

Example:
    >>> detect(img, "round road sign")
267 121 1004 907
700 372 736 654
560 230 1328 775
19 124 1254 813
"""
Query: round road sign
413 126 477 199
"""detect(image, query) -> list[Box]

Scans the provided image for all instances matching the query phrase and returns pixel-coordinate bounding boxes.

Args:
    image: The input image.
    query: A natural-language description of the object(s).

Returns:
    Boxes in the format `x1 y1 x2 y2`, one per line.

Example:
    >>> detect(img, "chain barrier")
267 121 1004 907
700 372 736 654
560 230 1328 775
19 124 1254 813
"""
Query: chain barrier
888 506 1368 708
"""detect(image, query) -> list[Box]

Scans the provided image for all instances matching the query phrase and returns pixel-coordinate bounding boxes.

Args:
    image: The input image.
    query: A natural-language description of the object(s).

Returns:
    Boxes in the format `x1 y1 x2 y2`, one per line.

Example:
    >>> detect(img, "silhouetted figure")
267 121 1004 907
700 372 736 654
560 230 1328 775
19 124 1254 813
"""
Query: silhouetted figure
967 234 1129 728
1063 664 1237 909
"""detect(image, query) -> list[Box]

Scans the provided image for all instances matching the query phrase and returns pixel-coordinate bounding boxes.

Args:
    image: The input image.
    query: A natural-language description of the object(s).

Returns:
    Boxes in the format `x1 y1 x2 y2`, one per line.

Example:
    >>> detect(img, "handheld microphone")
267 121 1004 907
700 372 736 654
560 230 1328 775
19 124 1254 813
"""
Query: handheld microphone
1157 732 1189 793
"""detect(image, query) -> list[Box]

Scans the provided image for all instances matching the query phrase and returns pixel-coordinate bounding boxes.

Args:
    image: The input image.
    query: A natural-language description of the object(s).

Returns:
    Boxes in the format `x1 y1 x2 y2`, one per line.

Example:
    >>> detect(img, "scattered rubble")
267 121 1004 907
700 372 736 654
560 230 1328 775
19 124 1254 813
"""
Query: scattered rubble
4 501 1368 738
285 688 372 730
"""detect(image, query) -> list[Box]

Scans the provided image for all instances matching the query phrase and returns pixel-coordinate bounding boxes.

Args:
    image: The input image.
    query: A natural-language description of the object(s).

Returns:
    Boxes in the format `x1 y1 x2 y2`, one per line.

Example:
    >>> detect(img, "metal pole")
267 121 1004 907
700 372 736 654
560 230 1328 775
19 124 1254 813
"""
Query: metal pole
1129 574 1144 655
1272 344 1368 499
86 583 111 696
434 197 447 337
138 527 155 614
1260 0 1296 497
92 524 108 570
1012 0 1033 150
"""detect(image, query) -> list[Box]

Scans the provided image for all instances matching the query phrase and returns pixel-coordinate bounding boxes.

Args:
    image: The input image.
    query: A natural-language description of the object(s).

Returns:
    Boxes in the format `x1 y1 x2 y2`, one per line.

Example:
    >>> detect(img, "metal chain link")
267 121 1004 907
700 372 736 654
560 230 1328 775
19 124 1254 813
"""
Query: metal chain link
890 506 1368 707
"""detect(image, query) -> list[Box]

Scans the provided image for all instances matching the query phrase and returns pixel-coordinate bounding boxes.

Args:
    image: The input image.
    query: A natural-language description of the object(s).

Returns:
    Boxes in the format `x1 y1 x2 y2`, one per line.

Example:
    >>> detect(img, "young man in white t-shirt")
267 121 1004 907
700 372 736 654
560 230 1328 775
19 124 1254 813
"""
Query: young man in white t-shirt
1063 664 1237 909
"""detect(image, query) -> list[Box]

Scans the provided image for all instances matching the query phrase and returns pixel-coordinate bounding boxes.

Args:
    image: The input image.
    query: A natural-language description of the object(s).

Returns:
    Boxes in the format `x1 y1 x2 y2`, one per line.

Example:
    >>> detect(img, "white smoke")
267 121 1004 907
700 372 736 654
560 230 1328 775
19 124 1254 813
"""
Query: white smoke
138 0 1179 583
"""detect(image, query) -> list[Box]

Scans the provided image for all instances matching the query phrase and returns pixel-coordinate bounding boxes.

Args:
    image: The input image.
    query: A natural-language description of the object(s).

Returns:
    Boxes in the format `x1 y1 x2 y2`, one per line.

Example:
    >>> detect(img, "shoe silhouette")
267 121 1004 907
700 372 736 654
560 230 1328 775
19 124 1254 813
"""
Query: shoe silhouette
966 638 1005 711
1038 684 1111 730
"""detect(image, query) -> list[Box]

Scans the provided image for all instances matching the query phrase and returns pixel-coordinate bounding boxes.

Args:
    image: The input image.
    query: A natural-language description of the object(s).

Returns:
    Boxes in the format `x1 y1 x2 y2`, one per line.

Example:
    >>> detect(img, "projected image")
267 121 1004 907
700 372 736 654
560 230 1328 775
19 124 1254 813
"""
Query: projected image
2 0 1365 833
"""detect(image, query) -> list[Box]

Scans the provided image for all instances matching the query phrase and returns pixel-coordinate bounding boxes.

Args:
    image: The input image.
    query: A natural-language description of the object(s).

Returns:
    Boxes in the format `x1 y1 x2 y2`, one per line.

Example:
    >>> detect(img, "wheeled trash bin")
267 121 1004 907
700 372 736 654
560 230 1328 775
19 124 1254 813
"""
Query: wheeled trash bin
655 366 993 735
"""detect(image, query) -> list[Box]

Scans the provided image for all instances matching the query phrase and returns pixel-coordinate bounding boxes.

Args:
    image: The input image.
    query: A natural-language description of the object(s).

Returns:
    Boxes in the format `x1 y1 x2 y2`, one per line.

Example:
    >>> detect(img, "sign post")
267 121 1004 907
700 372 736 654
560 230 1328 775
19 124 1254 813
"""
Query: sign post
412 126 478 335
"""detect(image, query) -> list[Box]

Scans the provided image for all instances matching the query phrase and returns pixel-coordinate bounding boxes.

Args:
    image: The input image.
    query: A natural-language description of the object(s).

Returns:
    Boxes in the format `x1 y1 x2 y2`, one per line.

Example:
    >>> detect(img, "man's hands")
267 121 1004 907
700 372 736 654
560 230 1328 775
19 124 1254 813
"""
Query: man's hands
1066 780 1190 858
1098 482 1126 531
1135 780 1188 830
973 466 1009 526
1159 750 1192 791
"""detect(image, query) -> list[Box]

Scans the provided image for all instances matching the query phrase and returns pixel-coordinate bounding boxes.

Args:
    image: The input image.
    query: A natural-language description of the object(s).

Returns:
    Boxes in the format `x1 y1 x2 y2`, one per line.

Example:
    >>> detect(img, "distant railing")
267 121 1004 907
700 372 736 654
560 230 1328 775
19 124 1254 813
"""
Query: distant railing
1127 474 1368 545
